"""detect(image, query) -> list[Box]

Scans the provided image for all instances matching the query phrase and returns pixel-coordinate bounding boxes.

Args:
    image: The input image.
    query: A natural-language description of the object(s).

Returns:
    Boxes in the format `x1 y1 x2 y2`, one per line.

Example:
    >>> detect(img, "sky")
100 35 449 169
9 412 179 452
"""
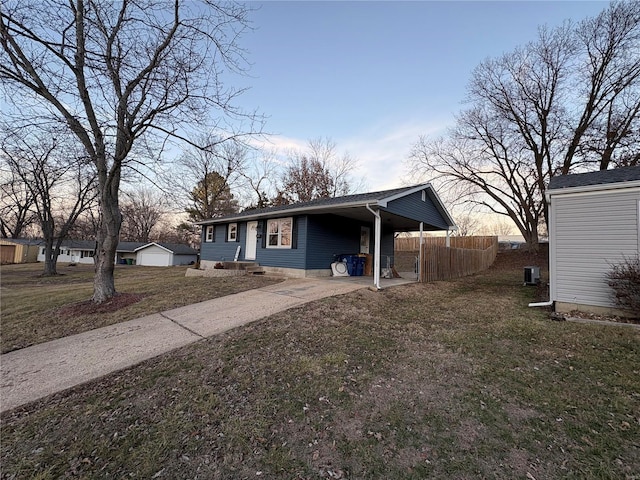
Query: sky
233 0 608 191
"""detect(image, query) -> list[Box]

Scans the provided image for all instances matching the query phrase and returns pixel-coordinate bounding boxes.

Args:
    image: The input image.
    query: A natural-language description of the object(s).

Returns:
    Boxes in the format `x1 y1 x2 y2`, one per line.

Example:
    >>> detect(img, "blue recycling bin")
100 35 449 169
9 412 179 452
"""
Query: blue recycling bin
355 256 365 276
340 255 365 276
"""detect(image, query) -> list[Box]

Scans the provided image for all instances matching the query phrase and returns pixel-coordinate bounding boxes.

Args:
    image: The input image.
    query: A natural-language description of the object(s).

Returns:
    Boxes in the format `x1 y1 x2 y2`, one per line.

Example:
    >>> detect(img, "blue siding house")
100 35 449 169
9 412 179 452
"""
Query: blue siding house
197 184 456 288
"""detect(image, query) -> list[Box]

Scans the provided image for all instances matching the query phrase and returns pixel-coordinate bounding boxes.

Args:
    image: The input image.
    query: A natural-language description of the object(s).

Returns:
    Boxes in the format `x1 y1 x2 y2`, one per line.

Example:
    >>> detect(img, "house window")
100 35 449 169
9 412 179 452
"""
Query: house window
421 190 426 202
267 217 292 248
205 225 214 242
227 223 238 242
80 250 94 258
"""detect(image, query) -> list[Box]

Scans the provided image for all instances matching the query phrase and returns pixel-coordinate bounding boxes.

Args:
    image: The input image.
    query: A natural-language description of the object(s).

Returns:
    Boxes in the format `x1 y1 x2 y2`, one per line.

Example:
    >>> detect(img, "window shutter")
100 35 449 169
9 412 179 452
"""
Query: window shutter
291 217 298 249
224 225 228 242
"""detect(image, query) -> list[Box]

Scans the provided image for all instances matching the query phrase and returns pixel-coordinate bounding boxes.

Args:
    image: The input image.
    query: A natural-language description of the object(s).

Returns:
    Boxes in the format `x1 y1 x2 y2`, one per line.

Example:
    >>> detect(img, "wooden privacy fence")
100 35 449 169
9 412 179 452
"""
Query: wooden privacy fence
394 236 498 282
419 236 498 282
395 235 497 252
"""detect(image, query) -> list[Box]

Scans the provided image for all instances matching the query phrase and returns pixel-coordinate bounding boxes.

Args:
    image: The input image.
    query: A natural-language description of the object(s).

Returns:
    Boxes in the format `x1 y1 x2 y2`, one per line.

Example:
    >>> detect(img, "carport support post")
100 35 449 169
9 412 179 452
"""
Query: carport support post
419 222 424 281
366 203 382 290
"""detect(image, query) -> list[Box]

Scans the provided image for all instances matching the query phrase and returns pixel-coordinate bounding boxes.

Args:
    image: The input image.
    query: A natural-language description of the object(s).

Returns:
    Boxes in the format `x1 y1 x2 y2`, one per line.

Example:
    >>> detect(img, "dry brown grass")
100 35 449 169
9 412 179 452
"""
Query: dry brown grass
0 263 280 353
1 252 639 479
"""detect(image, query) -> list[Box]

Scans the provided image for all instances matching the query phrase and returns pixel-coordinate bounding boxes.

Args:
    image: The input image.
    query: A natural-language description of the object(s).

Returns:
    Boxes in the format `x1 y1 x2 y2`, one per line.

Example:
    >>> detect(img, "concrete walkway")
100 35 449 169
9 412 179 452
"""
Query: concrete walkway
0 279 367 413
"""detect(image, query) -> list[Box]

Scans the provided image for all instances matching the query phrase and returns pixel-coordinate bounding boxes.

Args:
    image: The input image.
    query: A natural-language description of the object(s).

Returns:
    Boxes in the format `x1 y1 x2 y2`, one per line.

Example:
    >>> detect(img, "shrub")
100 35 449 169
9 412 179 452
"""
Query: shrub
606 255 640 316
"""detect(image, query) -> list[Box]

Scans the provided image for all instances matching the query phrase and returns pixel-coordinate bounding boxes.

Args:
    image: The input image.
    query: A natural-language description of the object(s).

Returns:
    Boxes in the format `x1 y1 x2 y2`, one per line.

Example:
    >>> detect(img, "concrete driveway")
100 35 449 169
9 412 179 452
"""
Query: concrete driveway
0 279 367 413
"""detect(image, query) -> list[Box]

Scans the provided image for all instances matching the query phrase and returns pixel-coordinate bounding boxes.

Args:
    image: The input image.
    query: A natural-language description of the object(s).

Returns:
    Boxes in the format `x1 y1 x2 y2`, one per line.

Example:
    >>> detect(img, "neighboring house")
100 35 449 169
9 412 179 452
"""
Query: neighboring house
116 242 147 264
197 183 456 288
547 166 640 315
37 240 98 264
134 242 198 267
0 238 42 264
36 240 146 264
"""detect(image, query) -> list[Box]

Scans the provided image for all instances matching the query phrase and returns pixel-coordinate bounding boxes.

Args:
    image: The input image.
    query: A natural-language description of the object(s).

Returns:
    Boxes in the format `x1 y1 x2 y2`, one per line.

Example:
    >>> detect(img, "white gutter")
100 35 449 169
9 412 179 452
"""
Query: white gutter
546 179 640 201
366 203 381 290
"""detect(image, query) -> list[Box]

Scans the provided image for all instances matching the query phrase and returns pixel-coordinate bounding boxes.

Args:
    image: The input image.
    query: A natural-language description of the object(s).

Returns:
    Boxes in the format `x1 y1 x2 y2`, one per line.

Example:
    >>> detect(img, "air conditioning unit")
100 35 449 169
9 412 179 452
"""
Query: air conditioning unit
524 266 540 286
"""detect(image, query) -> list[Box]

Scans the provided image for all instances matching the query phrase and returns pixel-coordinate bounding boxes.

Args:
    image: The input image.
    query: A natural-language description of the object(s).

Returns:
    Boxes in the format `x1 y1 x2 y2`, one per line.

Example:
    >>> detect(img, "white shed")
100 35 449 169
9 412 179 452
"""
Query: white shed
134 242 198 267
547 166 640 316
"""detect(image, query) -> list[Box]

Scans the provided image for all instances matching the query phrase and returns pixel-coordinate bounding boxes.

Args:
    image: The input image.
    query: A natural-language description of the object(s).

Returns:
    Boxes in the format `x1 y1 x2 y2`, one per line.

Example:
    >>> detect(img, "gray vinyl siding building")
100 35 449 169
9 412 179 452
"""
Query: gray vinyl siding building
547 166 640 315
198 184 456 281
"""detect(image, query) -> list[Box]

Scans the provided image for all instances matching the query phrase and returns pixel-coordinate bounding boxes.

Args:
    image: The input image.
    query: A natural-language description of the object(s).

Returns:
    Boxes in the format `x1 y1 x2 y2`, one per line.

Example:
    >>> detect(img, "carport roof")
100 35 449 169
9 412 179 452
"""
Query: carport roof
196 183 456 232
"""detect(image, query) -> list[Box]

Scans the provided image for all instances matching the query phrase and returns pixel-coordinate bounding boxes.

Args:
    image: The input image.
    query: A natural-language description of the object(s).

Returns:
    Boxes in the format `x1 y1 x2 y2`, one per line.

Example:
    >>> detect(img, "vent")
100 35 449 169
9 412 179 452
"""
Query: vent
524 266 540 286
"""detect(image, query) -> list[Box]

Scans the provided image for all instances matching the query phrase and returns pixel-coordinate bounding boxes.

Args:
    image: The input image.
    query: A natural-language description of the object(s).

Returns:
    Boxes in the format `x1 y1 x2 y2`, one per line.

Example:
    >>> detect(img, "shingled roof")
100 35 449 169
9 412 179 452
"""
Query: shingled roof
134 242 198 255
196 183 455 228
548 166 640 190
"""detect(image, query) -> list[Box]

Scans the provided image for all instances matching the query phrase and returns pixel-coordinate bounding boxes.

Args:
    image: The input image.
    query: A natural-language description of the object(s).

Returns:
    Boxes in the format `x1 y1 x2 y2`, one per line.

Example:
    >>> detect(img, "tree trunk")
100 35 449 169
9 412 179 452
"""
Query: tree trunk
522 229 540 253
92 184 121 303
41 223 59 276
42 239 58 276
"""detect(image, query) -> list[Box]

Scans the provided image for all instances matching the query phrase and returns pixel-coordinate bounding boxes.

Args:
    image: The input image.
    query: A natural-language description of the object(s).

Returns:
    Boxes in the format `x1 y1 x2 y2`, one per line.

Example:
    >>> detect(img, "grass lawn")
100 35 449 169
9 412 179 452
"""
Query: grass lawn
0 263 280 353
1 252 639 479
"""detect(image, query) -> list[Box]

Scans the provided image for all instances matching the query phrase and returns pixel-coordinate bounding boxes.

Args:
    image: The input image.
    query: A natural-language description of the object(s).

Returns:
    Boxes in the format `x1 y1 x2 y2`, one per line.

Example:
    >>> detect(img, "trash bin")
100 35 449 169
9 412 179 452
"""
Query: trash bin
341 255 365 276
355 256 365 276
341 255 357 276
126 258 133 265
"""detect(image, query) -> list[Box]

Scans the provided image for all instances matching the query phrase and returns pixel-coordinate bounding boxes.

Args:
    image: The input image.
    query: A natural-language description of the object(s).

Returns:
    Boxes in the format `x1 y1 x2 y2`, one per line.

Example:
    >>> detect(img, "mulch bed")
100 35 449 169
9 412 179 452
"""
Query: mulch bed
56 293 146 317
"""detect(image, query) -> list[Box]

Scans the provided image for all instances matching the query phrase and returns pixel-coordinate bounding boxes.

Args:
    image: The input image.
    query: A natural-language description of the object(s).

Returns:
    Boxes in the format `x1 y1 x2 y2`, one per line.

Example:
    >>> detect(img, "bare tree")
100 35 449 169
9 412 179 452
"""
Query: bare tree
120 188 166 243
155 220 197 247
1 127 97 275
278 138 362 204
480 217 517 236
67 208 101 241
451 213 480 237
409 1 640 250
279 156 334 204
306 137 363 197
239 149 279 210
0 166 37 238
1 0 260 301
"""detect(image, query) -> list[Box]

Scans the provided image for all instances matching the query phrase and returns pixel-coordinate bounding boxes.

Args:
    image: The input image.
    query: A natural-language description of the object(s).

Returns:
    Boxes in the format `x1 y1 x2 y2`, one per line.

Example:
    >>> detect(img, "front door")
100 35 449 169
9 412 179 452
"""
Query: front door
245 221 258 260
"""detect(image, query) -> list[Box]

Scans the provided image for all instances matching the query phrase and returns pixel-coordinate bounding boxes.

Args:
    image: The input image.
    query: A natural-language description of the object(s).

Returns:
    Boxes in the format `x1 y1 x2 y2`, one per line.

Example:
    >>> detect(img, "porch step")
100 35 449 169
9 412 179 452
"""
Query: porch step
222 261 257 271
245 266 265 275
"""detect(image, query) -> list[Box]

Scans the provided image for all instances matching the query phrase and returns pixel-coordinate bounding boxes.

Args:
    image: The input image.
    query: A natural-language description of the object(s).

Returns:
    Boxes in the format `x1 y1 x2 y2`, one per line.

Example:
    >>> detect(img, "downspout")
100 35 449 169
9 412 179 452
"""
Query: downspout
445 228 451 247
366 203 381 290
528 300 553 308
530 191 554 309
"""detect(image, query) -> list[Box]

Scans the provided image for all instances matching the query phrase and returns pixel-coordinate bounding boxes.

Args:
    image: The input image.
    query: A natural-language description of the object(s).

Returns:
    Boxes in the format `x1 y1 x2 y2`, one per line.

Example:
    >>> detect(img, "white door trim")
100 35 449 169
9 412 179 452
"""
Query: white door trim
245 221 258 260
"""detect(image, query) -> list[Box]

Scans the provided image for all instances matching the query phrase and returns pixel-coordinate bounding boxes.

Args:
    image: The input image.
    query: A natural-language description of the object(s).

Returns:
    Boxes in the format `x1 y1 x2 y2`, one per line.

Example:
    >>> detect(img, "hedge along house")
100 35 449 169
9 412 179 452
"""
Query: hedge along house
547 166 640 316
197 184 456 289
